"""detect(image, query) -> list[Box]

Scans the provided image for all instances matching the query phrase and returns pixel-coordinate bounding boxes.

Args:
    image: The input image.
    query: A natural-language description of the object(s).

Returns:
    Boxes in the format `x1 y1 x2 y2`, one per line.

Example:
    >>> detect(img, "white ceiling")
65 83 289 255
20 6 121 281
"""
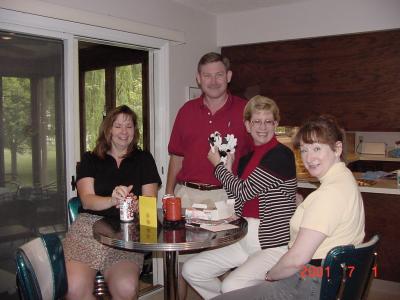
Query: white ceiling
172 0 308 14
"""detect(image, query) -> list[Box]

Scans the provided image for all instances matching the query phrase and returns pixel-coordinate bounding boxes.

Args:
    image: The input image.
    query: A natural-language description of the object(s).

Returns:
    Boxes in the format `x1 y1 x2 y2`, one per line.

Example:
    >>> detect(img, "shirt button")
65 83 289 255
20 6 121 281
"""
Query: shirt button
208 112 211 116
209 120 212 124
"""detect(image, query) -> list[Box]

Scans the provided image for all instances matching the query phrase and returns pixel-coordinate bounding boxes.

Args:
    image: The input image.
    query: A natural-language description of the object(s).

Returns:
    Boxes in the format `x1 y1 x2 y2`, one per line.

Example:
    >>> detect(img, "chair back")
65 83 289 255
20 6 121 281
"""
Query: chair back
16 233 68 300
67 196 82 225
320 234 379 300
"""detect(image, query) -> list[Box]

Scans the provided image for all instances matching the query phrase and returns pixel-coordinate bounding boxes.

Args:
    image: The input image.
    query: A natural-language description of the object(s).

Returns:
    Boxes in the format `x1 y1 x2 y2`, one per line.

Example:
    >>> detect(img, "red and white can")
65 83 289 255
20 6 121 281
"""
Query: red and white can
120 195 135 222
162 194 174 215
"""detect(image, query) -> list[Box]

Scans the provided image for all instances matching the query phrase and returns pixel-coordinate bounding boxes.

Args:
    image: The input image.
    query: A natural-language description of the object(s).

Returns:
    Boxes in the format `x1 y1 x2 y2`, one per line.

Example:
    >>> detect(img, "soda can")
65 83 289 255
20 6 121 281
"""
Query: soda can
162 194 175 215
121 222 135 241
120 195 134 222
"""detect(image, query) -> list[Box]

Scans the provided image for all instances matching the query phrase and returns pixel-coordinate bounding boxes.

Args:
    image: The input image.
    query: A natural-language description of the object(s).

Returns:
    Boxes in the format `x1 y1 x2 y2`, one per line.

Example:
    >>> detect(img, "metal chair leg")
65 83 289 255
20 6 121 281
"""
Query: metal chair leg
93 272 110 298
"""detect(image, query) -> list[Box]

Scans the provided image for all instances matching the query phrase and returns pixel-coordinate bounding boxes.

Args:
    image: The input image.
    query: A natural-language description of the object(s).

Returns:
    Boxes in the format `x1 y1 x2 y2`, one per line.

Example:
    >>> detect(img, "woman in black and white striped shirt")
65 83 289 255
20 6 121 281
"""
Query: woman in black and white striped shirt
182 95 297 299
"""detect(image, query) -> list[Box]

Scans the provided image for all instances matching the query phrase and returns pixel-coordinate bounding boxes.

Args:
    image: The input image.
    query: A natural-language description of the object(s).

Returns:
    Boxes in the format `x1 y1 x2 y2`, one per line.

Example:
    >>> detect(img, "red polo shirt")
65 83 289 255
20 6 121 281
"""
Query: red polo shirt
168 94 252 185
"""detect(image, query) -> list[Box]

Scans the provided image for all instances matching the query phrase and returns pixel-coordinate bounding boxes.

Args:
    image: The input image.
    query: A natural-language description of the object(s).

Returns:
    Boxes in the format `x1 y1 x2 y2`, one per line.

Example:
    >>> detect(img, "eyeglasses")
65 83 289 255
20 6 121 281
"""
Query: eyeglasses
250 119 276 127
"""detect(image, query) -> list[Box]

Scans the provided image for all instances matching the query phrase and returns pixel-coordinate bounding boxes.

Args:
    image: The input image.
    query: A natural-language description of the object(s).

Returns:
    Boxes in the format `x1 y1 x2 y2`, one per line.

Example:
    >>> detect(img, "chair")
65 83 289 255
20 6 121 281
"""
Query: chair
15 233 68 300
67 197 109 297
320 234 380 300
67 196 82 225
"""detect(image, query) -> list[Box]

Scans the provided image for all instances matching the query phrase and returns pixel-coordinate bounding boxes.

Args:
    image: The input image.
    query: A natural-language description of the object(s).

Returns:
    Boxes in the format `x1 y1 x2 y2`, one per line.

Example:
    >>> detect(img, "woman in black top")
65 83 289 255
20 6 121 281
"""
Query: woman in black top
63 105 161 300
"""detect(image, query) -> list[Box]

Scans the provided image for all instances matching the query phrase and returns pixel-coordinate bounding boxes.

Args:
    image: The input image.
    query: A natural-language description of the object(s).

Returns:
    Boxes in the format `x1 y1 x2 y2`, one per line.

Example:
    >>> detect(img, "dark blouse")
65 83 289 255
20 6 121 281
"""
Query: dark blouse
215 142 297 249
77 149 161 217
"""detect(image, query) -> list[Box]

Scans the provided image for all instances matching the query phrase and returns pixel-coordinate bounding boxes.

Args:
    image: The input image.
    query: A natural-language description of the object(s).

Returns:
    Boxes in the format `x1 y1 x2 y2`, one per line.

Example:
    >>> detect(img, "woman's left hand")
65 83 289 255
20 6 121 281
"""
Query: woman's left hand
111 185 133 208
208 146 221 167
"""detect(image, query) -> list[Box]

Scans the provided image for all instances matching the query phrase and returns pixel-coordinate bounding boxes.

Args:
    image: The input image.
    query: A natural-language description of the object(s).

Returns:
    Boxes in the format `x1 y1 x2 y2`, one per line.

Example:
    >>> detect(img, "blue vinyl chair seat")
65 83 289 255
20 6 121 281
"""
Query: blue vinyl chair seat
16 233 67 300
67 196 82 225
320 234 380 300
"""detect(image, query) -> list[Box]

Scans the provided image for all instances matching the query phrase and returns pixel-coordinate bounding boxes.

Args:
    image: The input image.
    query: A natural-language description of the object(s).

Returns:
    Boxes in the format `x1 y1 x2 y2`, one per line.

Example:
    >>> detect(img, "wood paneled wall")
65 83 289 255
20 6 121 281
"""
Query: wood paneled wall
222 29 400 131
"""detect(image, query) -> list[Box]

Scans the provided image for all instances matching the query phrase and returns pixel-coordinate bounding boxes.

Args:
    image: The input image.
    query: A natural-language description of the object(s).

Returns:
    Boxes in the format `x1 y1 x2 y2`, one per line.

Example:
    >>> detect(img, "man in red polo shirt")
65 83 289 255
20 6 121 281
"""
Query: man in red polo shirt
166 52 252 208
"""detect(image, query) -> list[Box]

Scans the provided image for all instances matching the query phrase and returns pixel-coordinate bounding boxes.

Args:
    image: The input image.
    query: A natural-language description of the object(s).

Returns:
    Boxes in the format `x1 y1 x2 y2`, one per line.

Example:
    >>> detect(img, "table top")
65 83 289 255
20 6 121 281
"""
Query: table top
93 210 248 252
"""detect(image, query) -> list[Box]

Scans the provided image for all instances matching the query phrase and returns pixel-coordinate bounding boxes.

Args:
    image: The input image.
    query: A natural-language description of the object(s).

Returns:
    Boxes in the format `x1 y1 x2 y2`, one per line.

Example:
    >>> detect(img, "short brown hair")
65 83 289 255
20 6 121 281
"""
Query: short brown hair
197 52 230 73
293 115 345 159
243 95 280 123
93 105 140 159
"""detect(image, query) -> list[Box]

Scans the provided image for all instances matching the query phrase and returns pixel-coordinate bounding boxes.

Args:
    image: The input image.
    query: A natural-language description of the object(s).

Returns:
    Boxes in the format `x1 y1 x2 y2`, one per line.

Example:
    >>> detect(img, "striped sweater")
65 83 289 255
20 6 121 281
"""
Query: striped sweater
214 143 297 249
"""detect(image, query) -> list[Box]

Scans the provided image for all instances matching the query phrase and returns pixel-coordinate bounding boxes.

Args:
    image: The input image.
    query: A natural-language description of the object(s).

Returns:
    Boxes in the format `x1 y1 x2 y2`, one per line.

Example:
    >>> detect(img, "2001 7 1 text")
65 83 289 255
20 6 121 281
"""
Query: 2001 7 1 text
299 265 378 279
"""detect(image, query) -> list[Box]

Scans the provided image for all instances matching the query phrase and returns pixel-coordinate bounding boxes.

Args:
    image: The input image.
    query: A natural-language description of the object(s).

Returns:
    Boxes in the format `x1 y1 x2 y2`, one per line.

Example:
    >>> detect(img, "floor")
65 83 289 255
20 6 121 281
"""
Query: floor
367 279 400 300
139 279 400 300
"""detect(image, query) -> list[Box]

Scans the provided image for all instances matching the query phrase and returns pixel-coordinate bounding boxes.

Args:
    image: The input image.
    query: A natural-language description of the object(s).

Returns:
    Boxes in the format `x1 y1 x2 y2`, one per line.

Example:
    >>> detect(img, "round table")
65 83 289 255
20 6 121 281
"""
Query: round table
93 211 248 300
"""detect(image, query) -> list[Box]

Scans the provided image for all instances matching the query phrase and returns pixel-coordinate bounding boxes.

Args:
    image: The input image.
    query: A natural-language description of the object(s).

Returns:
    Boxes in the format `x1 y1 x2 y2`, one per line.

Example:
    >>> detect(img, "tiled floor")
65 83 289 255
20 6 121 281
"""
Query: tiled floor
140 279 400 300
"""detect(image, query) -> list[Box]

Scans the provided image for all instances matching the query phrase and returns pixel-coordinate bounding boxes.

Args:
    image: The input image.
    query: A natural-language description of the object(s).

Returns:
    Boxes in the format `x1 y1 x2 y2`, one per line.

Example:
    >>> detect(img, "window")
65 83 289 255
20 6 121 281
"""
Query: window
0 8 171 291
79 42 149 154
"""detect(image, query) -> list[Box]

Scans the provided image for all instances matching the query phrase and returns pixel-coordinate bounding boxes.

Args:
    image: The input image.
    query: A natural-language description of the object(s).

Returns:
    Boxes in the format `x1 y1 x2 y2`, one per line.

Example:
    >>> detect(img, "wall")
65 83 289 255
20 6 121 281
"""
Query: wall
217 0 400 46
217 0 400 146
222 29 400 133
40 0 217 131
355 132 400 151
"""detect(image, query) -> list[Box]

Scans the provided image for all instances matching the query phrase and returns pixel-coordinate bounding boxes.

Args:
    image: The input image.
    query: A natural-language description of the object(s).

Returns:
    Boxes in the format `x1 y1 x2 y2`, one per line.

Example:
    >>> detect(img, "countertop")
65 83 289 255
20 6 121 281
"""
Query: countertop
297 152 400 195
347 153 400 163
298 172 400 195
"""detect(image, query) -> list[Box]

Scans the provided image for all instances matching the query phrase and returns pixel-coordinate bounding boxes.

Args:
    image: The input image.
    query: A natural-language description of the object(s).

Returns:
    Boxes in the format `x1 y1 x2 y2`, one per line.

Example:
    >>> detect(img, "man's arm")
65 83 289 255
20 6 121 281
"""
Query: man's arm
165 154 183 195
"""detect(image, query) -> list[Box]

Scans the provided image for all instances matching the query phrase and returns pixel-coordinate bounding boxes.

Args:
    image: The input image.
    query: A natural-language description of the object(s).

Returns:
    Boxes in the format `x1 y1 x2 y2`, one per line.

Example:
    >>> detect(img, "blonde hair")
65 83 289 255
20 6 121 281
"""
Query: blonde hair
243 95 280 123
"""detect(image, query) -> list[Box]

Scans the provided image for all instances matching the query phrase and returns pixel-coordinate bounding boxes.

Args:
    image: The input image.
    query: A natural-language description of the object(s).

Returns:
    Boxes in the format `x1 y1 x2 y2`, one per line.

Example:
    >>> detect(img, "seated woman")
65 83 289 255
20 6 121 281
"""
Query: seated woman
63 105 161 300
182 95 298 299
212 115 365 300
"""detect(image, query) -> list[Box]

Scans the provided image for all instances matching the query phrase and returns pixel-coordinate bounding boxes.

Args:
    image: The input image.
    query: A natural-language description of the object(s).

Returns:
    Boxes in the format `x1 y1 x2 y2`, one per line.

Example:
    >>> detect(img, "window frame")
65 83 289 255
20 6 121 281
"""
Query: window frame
78 43 150 154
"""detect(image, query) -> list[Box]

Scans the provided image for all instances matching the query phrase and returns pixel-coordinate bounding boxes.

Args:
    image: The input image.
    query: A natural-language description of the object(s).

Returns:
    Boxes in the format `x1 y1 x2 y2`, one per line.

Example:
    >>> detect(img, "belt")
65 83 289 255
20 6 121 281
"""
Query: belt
309 259 323 267
181 182 223 191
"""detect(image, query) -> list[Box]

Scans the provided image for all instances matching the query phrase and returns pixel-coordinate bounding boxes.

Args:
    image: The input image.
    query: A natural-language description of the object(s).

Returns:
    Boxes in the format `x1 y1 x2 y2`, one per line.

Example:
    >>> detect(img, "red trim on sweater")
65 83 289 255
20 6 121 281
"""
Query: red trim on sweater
241 136 278 218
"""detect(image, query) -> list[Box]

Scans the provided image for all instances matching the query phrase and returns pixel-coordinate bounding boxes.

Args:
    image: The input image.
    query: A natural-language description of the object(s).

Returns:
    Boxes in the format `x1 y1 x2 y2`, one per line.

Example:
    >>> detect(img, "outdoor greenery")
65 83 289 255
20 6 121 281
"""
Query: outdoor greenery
116 64 143 146
2 77 56 184
2 63 143 186
4 148 56 188
3 77 33 181
84 69 106 151
85 63 143 151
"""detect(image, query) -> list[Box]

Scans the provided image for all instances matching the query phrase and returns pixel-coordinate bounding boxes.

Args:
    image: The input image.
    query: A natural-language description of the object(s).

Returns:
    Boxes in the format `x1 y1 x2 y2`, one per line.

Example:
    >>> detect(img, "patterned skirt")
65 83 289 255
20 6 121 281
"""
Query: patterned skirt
63 213 143 272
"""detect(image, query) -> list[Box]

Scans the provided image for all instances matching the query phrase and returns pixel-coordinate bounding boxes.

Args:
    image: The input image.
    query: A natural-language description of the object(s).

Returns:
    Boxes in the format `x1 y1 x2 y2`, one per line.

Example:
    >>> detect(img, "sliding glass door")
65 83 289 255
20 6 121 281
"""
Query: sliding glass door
0 30 66 298
0 6 170 292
